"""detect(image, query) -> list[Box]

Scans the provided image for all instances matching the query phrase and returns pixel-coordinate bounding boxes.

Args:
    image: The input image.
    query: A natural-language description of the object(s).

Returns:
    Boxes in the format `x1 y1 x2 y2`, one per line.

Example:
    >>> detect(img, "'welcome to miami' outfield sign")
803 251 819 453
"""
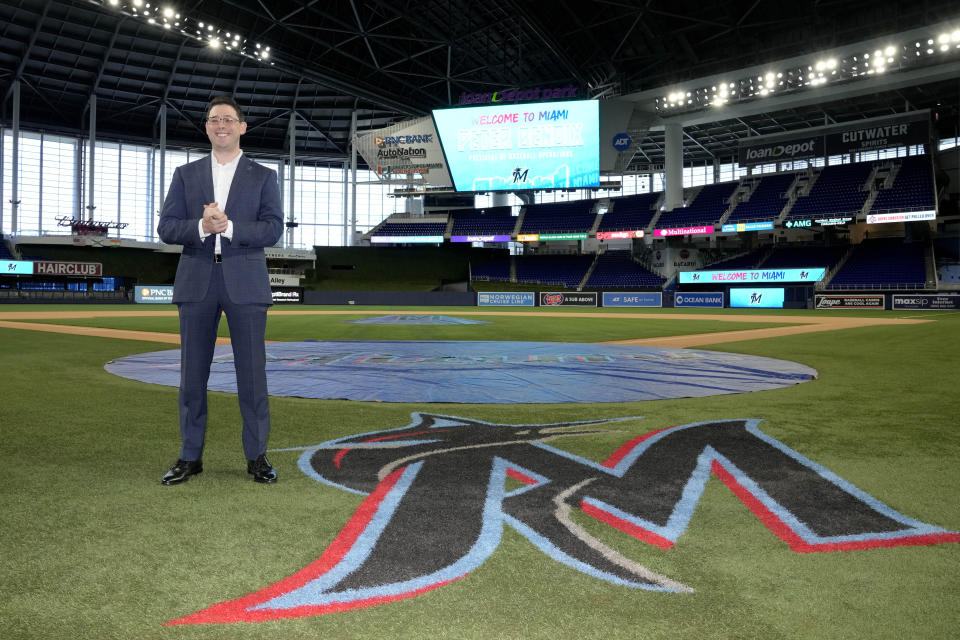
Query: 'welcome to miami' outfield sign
679 268 825 284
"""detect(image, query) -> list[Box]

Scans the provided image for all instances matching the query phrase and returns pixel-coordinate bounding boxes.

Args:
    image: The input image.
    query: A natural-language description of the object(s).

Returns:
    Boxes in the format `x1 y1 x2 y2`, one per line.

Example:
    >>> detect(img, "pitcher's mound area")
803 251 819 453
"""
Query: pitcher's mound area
105 340 816 404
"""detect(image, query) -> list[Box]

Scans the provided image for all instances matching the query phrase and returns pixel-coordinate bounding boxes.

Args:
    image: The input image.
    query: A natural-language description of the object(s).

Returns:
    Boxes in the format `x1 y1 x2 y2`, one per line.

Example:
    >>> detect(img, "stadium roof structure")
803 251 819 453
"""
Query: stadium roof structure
1 0 959 168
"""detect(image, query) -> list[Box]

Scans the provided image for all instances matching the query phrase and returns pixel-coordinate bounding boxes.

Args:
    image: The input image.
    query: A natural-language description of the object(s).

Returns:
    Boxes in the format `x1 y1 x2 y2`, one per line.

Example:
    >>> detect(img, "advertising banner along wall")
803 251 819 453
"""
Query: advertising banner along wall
891 294 960 311
540 292 597 307
815 294 885 310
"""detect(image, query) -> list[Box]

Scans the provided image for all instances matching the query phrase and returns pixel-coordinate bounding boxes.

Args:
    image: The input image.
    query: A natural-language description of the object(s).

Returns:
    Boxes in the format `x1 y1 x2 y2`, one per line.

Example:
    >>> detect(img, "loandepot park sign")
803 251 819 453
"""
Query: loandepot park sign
459 84 578 105
166 413 960 625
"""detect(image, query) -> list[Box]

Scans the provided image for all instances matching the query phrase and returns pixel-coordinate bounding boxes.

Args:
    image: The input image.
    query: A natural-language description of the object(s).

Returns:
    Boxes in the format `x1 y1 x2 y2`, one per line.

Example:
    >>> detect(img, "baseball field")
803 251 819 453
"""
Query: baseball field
1 304 958 639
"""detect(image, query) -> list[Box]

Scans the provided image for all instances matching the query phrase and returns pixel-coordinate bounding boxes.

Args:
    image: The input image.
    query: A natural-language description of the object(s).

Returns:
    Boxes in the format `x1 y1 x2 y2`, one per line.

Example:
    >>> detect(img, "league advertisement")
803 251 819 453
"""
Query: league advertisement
432 100 600 192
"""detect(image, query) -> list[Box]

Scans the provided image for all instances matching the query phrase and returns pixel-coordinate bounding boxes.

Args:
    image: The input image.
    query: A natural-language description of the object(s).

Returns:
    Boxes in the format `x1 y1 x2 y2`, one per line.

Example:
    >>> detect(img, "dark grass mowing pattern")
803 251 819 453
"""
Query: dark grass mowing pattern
0 308 958 639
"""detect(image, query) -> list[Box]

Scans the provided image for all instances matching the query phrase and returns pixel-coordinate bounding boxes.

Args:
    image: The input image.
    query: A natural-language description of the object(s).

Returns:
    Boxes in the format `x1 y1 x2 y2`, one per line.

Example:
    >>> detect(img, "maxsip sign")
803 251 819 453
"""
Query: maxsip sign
738 137 822 167
135 285 174 304
892 294 960 311
679 268 825 284
355 116 452 187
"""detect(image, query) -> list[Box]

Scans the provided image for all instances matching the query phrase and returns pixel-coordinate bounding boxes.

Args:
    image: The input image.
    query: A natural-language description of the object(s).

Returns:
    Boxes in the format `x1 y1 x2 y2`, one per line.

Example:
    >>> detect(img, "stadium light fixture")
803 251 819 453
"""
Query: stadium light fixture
94 0 276 67
651 21 960 116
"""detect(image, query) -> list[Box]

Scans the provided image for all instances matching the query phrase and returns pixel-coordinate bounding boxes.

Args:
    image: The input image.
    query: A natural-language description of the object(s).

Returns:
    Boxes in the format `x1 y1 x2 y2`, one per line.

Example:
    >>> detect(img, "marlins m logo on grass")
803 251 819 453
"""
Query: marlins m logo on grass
168 413 960 625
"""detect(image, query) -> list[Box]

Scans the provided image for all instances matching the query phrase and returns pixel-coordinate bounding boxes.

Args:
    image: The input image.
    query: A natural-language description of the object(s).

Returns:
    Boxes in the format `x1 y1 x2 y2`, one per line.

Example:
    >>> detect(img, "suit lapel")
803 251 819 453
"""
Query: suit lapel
225 155 252 217
199 155 215 207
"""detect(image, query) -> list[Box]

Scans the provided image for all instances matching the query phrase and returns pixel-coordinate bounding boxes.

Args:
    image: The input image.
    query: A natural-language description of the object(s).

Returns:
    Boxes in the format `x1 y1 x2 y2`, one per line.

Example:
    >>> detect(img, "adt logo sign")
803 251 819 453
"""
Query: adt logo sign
612 133 632 151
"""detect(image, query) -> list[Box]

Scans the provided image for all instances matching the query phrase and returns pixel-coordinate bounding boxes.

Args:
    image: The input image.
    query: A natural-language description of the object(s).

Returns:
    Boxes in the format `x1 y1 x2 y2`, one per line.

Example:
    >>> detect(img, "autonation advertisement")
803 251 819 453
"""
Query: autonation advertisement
730 288 785 308
432 99 600 192
674 292 723 308
355 116 453 187
477 292 536 306
679 268 825 284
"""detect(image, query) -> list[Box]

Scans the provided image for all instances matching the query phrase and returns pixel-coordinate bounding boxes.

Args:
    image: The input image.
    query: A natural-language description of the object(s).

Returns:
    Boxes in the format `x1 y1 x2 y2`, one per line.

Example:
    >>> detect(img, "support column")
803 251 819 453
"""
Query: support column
349 111 358 245
156 103 166 237
287 110 296 248
87 94 97 221
342 159 349 246
663 122 684 212
10 79 20 234
491 192 510 207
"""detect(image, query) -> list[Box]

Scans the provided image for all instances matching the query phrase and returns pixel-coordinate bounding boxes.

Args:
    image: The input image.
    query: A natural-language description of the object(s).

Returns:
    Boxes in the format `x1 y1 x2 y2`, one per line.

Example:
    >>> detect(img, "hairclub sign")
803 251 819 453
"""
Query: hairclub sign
166 412 960 625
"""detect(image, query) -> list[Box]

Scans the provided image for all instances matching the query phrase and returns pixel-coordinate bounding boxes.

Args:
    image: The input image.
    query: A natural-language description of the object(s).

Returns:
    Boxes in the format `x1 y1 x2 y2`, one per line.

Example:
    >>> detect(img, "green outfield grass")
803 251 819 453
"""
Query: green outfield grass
8 308 797 342
1 306 958 640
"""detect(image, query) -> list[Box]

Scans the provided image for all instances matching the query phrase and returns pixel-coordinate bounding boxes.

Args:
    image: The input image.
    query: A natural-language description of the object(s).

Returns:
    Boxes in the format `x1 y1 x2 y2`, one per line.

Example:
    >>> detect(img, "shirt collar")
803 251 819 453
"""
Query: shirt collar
211 149 243 169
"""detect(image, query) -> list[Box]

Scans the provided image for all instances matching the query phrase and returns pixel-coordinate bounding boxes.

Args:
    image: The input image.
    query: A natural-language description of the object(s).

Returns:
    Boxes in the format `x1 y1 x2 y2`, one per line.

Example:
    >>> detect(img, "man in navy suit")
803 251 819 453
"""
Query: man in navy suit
157 96 284 485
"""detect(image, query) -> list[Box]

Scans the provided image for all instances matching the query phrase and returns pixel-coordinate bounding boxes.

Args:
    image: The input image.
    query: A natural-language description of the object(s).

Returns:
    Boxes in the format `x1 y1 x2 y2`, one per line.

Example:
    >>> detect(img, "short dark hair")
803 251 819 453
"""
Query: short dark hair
207 96 244 121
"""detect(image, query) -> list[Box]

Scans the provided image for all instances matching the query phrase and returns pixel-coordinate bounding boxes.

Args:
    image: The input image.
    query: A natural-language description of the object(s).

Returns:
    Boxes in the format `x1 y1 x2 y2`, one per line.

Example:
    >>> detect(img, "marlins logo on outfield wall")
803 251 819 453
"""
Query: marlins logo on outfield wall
167 413 960 625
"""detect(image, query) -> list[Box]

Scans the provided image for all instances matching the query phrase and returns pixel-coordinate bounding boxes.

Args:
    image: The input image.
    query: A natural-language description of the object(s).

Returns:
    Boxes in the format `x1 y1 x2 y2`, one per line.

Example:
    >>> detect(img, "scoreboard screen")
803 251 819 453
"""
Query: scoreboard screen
432 99 599 192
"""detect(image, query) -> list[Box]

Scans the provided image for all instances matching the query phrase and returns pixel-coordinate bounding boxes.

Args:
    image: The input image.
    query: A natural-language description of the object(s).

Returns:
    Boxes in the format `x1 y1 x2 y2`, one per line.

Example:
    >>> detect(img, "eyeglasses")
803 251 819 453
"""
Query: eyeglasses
205 116 241 125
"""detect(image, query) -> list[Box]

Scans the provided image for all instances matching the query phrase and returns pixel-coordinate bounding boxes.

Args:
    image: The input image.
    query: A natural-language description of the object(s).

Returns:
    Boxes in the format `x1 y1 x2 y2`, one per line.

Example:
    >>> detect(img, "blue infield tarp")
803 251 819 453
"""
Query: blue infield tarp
105 341 817 404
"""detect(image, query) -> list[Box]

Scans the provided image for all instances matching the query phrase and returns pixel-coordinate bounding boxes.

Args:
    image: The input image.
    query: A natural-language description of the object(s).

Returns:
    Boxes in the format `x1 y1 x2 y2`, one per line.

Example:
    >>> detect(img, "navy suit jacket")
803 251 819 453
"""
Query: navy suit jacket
157 154 283 305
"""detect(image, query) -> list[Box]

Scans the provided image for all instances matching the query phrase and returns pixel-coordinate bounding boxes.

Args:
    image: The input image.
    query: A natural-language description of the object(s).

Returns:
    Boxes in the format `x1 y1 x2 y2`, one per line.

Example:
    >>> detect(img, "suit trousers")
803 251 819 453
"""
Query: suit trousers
177 262 270 461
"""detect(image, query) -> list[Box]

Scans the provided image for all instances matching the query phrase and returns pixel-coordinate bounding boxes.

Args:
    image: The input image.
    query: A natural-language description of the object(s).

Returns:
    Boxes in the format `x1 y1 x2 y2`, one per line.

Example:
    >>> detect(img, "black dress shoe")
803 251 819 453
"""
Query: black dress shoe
247 454 278 484
161 459 203 485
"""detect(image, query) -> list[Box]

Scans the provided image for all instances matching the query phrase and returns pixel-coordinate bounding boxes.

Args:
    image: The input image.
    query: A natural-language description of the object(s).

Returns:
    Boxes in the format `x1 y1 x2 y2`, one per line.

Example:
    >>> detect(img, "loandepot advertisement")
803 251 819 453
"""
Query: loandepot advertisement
432 99 600 192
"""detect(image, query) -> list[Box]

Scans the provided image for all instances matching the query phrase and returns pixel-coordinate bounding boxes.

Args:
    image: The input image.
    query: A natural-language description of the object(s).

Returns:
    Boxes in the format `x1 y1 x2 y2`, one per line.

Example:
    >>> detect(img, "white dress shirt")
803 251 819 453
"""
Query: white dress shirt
198 150 241 253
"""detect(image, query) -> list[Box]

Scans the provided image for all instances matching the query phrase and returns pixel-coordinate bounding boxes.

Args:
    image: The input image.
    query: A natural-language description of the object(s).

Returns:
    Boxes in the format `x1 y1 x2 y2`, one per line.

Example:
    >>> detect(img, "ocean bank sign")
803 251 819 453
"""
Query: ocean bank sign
674 292 723 308
679 268 825 284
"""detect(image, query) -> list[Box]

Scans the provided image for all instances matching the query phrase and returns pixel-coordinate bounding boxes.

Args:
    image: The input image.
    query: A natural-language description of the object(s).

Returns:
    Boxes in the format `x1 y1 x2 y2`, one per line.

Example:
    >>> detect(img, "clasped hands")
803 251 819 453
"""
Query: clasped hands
202 202 229 235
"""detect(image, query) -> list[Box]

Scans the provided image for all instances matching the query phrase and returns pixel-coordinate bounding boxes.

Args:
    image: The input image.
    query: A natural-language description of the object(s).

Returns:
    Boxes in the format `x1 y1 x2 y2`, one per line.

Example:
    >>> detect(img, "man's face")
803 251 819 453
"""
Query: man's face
206 103 247 153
